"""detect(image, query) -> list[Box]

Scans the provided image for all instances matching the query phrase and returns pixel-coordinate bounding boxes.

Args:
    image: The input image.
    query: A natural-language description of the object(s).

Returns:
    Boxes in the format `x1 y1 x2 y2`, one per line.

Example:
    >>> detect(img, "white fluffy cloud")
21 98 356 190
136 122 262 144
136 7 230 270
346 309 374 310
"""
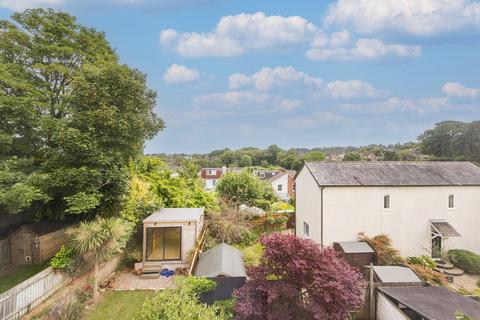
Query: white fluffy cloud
163 64 199 84
323 80 388 99
442 82 480 98
194 91 271 107
325 0 480 37
338 97 450 115
229 66 322 91
160 12 318 57
282 112 347 128
306 38 421 61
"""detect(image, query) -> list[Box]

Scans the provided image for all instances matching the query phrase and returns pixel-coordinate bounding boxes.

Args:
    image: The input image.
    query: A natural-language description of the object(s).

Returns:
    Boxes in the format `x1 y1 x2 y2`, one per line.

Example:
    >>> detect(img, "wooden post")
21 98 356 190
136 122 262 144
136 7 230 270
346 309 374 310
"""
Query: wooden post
369 263 375 320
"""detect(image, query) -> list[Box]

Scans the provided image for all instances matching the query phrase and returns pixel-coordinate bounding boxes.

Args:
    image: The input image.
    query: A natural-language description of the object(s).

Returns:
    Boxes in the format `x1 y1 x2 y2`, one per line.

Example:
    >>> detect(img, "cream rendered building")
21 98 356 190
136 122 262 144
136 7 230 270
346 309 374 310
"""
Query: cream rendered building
295 161 480 257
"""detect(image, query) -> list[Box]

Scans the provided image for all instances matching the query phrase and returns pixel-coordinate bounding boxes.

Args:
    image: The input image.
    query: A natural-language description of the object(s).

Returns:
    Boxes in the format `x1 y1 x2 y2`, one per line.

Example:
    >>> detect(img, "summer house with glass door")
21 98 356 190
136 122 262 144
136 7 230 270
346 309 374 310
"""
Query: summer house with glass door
143 208 204 269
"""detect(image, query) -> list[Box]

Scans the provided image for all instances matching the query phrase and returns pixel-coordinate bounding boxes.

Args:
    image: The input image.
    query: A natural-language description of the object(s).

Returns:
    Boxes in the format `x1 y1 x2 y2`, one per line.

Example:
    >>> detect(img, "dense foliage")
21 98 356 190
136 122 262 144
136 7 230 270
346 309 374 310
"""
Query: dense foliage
0 9 163 218
359 233 405 265
448 249 480 274
419 121 480 161
234 233 365 320
216 171 277 209
69 217 130 298
135 276 231 320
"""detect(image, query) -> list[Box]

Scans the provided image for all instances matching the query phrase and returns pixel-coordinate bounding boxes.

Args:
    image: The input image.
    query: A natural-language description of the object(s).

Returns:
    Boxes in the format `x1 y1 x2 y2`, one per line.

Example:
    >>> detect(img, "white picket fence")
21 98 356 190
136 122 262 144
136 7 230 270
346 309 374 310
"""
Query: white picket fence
0 267 66 320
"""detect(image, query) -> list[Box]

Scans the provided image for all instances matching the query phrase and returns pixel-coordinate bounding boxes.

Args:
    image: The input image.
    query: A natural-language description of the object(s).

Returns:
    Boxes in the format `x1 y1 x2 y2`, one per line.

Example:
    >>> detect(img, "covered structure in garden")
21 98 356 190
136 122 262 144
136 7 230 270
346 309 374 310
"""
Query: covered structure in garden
142 208 204 271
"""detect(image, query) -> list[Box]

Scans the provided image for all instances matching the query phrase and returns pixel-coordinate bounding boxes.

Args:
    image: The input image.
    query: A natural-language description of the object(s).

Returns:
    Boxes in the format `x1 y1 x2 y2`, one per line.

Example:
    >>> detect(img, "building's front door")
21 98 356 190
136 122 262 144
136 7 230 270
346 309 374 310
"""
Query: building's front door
432 235 442 259
146 227 181 261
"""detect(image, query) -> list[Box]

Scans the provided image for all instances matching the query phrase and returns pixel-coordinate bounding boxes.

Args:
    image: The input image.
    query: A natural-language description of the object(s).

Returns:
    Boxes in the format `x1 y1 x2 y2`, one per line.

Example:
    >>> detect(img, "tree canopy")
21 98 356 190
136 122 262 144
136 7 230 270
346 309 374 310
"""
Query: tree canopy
234 233 365 320
0 9 163 218
216 171 277 209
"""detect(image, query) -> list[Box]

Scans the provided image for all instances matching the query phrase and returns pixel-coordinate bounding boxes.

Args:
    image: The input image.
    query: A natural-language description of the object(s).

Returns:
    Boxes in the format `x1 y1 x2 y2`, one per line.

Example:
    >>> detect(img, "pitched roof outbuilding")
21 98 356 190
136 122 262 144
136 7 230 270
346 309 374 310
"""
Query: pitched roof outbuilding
303 161 480 186
144 208 204 223
194 243 246 278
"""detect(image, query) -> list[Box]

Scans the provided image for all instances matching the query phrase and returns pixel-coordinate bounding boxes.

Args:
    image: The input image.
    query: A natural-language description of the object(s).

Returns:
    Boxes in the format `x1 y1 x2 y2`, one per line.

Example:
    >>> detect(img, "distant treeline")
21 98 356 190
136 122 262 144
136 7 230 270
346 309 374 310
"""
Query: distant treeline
153 120 480 170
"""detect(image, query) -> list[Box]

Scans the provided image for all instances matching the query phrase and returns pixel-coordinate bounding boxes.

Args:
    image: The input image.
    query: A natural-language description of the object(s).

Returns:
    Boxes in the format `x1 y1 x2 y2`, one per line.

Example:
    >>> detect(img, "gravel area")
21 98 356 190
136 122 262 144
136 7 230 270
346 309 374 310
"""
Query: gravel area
451 273 480 292
114 272 175 291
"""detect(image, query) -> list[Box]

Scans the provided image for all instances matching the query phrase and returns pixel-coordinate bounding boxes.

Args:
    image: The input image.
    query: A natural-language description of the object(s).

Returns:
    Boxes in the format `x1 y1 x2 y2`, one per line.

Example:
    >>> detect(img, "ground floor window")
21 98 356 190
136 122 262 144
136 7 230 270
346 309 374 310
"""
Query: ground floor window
146 227 181 261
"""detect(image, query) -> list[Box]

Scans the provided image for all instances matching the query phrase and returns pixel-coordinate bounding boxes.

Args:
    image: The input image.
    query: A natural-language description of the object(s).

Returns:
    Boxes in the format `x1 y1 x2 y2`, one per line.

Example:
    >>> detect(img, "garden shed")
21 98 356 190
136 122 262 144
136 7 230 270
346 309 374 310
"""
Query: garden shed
142 208 204 270
373 266 422 287
8 220 75 266
195 243 247 304
333 241 374 270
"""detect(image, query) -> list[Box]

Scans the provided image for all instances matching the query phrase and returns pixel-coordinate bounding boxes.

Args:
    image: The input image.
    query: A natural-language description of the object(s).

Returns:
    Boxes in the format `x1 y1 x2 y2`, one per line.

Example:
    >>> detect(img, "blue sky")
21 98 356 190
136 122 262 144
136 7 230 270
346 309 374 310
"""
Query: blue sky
1 0 480 154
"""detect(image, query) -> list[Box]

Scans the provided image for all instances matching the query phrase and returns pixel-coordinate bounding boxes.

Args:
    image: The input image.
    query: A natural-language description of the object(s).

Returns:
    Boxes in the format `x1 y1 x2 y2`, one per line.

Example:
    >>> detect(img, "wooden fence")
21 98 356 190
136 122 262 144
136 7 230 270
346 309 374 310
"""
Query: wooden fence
0 239 9 269
188 224 208 276
0 267 67 320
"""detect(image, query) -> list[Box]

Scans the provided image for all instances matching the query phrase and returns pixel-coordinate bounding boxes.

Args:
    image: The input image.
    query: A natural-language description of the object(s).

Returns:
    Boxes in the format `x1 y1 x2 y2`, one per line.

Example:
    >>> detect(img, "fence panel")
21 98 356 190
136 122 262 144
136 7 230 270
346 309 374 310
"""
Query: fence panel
200 277 246 305
0 240 9 269
0 267 66 320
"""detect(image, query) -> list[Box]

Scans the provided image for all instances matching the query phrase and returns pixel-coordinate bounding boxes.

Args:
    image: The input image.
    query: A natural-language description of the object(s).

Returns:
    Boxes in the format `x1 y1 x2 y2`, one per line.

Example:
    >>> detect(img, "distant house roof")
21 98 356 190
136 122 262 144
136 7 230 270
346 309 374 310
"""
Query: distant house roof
373 266 422 285
303 161 480 186
336 241 374 254
144 208 204 223
268 170 296 182
379 286 480 320
194 243 246 278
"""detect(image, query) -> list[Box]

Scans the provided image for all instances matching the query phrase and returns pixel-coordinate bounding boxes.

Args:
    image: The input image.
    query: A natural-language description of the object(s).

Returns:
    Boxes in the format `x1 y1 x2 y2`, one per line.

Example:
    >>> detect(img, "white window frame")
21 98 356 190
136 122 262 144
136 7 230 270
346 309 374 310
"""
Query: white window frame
383 194 391 210
448 194 455 210
303 221 310 238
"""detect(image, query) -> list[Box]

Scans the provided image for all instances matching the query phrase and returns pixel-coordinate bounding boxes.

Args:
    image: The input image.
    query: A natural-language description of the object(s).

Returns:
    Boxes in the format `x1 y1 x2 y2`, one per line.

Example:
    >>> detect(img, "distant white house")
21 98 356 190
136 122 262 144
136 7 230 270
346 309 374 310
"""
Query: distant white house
268 171 295 201
200 167 228 191
295 161 480 257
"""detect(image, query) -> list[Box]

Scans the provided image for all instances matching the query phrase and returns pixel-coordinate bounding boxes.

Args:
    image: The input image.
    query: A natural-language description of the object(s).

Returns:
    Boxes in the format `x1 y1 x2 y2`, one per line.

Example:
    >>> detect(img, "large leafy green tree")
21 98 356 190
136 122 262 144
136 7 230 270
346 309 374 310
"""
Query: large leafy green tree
0 9 163 218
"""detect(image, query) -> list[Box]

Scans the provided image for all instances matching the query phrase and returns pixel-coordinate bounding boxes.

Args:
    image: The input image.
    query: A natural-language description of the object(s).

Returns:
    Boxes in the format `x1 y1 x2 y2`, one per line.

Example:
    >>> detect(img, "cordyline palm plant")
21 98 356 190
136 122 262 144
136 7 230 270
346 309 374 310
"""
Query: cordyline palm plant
69 217 130 299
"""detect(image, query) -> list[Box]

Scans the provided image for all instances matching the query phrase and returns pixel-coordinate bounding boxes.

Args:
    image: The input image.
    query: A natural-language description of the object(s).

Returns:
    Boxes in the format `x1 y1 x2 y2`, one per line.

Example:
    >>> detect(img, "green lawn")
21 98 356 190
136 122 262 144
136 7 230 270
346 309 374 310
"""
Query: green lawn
0 263 49 293
85 290 155 320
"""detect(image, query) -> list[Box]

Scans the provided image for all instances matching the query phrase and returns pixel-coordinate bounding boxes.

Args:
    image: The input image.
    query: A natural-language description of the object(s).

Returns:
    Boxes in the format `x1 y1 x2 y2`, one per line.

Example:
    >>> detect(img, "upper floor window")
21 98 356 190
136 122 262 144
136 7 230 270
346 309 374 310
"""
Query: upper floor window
383 195 390 209
278 184 283 191
208 169 217 175
303 221 310 237
448 194 455 209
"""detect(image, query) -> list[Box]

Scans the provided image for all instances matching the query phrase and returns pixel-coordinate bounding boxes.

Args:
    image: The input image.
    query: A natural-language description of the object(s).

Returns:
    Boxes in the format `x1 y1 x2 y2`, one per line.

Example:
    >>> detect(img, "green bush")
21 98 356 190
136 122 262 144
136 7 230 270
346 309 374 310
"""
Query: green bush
135 276 221 320
448 249 480 274
50 245 82 276
241 243 263 267
212 299 235 319
407 255 436 269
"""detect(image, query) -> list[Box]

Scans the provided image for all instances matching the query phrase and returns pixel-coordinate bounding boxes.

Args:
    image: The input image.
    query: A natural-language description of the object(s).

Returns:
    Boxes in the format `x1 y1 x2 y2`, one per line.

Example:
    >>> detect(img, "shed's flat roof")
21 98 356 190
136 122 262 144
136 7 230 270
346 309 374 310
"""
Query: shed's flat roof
143 208 204 222
379 286 480 320
337 241 374 253
374 266 422 284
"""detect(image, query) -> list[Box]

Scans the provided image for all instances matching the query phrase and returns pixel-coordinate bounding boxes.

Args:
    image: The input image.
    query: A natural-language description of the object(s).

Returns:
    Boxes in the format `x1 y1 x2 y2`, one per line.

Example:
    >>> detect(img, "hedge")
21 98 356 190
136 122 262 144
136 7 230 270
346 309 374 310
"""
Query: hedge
448 249 480 274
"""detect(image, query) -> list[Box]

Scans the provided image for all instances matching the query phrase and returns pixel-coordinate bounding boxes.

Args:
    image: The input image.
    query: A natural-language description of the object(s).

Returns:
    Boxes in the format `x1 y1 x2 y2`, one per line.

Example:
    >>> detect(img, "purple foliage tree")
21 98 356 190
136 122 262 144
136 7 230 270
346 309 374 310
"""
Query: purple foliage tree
234 233 365 320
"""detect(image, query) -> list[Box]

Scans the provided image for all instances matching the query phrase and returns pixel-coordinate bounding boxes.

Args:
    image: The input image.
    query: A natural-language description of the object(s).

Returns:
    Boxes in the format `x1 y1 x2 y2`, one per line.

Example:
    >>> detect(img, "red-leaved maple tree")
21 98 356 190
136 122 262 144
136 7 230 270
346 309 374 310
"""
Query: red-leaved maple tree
234 233 365 320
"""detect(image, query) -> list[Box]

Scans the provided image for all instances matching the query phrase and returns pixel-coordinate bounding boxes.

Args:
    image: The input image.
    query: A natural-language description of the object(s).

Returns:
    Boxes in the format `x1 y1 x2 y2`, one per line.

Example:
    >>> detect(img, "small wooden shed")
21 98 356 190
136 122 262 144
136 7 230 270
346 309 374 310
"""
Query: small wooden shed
143 208 204 271
8 221 74 266
333 241 375 271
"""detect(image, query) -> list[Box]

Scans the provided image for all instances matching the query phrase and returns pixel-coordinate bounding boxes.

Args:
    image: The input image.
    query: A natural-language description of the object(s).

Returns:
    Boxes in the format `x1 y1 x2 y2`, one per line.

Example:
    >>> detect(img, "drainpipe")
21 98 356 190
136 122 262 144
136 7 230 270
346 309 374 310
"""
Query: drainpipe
320 187 325 247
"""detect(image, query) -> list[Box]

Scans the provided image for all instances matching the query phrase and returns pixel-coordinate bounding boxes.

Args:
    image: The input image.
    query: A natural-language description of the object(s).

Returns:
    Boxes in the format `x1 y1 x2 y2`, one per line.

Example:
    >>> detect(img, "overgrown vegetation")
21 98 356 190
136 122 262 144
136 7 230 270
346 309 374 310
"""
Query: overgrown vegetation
448 249 480 274
135 277 231 320
0 9 163 218
360 233 446 286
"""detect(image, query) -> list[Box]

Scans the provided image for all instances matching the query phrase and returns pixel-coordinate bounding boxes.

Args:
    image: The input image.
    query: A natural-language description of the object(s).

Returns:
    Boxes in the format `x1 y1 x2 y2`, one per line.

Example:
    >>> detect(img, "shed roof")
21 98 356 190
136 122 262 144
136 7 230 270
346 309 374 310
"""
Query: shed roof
194 243 246 278
337 241 374 254
379 286 480 320
144 208 204 223
18 220 76 236
303 161 480 186
373 266 422 284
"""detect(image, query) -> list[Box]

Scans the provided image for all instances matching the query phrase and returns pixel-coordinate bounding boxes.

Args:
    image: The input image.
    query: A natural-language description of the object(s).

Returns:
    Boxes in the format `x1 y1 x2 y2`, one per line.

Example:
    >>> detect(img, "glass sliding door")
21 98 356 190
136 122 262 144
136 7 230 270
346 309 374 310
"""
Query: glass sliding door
146 227 181 261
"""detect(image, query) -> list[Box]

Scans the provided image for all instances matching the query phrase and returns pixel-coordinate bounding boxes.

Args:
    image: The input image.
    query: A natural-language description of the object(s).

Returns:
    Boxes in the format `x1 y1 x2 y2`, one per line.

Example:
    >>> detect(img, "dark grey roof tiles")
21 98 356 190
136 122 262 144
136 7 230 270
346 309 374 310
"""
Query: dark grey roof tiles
303 161 480 186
